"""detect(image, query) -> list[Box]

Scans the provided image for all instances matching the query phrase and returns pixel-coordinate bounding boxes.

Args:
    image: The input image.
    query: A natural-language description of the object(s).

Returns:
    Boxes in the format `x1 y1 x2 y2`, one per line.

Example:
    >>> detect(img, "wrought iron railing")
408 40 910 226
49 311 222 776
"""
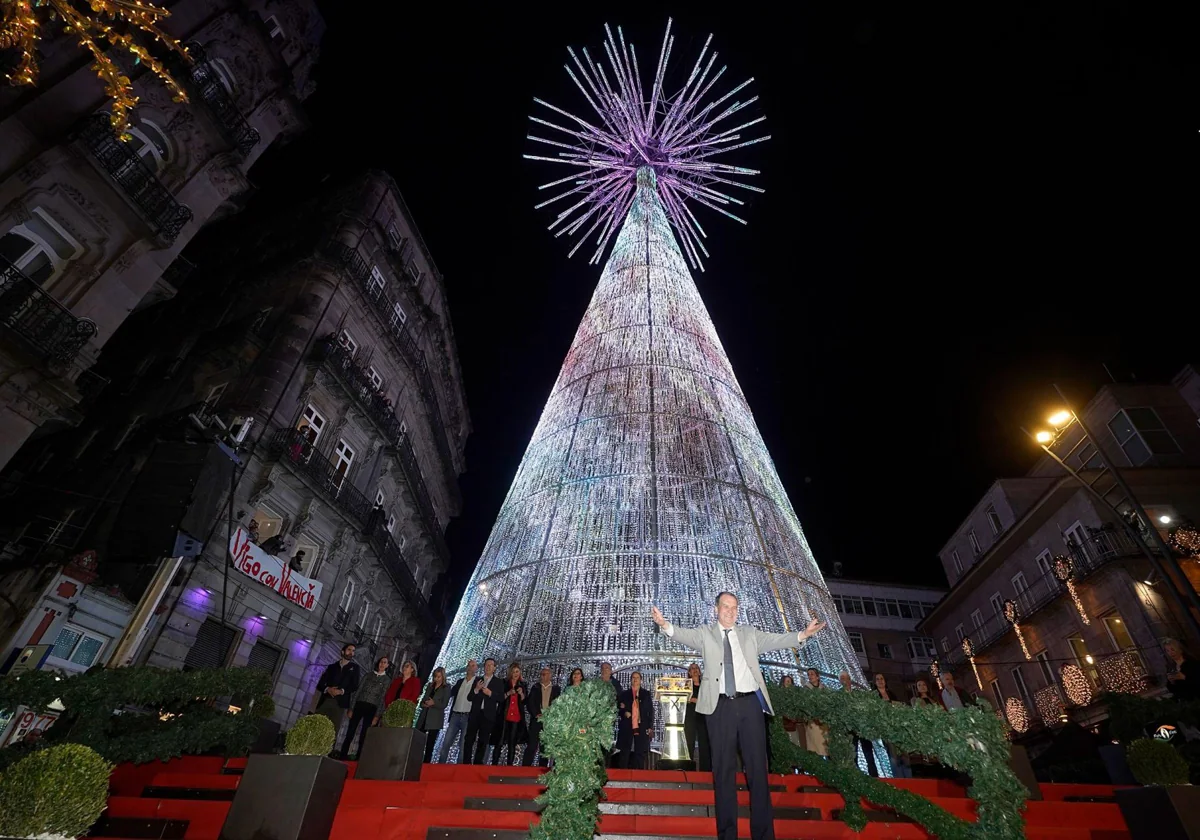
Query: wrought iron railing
314 337 450 567
267 428 374 527
0 257 97 367
78 114 193 242
365 518 434 627
184 44 260 156
333 607 349 632
319 241 458 486
942 528 1150 669
162 255 197 290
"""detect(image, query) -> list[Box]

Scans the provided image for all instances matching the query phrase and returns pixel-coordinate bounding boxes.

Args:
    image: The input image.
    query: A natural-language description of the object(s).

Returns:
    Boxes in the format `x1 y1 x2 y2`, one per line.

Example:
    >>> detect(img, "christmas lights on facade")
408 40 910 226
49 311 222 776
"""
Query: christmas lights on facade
1003 599 1032 660
962 637 982 690
1053 554 1090 625
1060 663 1092 706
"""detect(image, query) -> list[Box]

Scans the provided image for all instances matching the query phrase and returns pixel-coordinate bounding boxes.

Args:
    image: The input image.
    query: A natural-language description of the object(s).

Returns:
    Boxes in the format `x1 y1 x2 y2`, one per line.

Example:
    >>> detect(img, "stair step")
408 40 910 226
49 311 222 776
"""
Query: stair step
88 816 189 839
141 786 237 801
462 798 820 820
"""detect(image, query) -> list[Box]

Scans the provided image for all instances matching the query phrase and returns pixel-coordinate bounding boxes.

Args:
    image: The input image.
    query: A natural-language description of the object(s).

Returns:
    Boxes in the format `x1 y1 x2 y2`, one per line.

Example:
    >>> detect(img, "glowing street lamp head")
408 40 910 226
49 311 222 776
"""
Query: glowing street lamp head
1048 410 1073 427
1035 430 1054 444
524 19 769 269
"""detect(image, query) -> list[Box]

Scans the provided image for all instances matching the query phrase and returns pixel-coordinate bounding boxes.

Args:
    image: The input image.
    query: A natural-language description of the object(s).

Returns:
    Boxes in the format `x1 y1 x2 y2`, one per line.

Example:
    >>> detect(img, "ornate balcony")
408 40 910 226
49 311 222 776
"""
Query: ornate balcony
314 337 450 567
0 257 97 369
78 114 193 243
319 241 458 489
184 44 260 157
366 518 435 628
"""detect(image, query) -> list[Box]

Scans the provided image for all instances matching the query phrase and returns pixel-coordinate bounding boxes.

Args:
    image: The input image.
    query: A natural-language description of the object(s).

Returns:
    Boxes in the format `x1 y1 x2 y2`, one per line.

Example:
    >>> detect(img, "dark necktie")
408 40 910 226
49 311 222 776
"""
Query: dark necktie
723 629 737 698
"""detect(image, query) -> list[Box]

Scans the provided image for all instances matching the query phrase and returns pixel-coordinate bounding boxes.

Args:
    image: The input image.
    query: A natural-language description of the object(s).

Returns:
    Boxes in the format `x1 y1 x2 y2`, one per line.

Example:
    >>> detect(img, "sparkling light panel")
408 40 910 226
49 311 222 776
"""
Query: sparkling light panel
1097 652 1146 694
434 168 862 735
1034 685 1065 726
1061 664 1092 706
1004 697 1030 733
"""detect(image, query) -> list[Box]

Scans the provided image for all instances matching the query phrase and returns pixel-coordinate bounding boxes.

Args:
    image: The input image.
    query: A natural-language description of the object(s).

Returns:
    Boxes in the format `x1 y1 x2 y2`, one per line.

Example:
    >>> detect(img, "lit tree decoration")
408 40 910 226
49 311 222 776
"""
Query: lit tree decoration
1060 664 1092 706
1003 599 1032 660
1168 523 1200 558
1004 697 1030 733
0 0 191 137
435 22 863 761
524 18 768 269
1034 685 1065 726
930 659 943 691
1053 554 1090 625
962 637 982 690
1097 652 1147 694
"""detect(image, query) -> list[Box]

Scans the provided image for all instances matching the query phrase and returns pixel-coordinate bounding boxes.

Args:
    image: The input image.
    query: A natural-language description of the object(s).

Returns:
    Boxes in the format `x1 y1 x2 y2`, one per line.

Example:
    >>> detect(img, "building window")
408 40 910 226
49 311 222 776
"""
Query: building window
848 632 865 654
951 549 963 576
1108 408 1180 466
391 301 407 329
970 609 983 630
356 600 372 633
49 624 109 669
941 637 950 653
1063 521 1089 554
369 265 386 297
955 624 965 642
367 365 383 390
337 330 358 356
986 505 1002 535
405 262 423 285
183 619 238 670
907 636 936 659
292 540 320 576
1012 572 1028 596
1102 614 1135 651
877 643 893 660
297 405 325 444
333 440 355 487
0 207 83 284
968 529 981 557
338 580 356 612
386 223 404 251
209 57 237 94
373 615 385 643
386 514 396 533
1068 634 1099 685
989 679 1004 709
1036 550 1054 581
246 639 282 686
989 593 1003 616
127 120 173 172
204 382 228 408
1011 667 1032 707
113 415 144 450
264 14 285 40
1035 651 1055 688
400 419 408 436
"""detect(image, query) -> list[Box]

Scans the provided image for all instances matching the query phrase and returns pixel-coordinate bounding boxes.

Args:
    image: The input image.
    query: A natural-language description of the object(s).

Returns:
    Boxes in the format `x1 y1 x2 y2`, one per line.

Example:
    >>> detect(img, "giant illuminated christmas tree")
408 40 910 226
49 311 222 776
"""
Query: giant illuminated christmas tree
436 20 861 705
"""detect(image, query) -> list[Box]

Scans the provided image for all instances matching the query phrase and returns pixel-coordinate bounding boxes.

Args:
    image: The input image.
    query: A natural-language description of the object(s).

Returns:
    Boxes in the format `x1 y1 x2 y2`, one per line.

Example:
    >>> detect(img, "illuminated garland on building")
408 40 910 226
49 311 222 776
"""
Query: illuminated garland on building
0 0 190 137
1004 697 1029 733
1097 652 1147 694
1034 685 1064 726
1053 554 1089 625
1003 600 1031 660
962 637 982 690
930 659 943 691
1168 524 1200 558
1061 664 1092 706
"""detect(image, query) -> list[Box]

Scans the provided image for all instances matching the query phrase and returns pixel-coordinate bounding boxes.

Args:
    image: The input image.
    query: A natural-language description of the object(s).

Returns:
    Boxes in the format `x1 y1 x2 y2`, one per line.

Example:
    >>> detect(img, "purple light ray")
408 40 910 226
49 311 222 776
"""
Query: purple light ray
525 19 768 268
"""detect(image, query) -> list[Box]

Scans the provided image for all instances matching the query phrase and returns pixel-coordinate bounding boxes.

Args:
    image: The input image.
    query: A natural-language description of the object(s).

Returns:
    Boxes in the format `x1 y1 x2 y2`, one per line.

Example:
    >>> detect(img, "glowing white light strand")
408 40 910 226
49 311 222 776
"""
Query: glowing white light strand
524 19 769 269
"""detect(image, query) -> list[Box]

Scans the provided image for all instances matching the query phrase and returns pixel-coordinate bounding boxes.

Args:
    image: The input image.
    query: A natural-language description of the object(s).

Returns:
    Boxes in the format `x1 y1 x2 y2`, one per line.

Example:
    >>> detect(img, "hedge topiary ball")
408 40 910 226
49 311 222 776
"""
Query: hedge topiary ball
251 695 276 720
1127 737 1190 786
0 743 113 840
285 714 336 755
382 699 417 728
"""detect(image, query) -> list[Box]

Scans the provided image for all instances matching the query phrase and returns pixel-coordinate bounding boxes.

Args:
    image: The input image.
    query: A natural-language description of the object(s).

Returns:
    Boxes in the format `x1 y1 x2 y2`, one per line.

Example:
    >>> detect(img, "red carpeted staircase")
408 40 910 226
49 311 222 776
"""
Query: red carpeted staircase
92 757 1134 840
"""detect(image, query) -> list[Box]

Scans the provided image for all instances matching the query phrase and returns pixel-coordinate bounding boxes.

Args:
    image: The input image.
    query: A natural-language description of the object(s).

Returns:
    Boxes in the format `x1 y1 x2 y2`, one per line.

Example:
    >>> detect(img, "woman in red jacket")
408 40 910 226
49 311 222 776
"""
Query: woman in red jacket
384 660 423 708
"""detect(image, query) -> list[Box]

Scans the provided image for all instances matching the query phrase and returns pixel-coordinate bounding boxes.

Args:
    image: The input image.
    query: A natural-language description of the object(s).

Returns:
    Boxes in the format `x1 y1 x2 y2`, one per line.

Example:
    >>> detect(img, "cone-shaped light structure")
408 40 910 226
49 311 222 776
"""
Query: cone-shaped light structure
436 168 861 697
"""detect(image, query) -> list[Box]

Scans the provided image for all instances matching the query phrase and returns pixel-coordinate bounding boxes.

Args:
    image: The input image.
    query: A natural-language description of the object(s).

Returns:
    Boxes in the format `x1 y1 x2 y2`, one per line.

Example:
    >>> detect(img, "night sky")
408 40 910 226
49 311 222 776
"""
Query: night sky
252 3 1195 600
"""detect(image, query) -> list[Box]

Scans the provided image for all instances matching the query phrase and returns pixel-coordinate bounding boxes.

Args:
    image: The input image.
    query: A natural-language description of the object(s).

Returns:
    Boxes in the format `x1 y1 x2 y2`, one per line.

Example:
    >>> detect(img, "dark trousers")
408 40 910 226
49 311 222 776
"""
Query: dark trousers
617 742 646 769
523 720 546 766
340 701 378 758
684 712 711 771
497 719 523 765
856 737 879 776
423 730 439 763
709 693 774 840
465 716 496 764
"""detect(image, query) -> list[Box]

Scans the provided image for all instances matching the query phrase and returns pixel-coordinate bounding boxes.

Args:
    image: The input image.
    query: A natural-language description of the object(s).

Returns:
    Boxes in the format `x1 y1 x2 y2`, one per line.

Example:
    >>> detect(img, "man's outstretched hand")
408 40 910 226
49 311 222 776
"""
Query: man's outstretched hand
651 606 667 627
802 618 826 640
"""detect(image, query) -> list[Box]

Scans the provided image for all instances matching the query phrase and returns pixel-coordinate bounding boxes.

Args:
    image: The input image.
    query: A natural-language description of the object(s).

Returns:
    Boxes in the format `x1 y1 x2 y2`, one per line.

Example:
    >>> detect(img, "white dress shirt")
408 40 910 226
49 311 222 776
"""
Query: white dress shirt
452 675 475 713
664 623 759 694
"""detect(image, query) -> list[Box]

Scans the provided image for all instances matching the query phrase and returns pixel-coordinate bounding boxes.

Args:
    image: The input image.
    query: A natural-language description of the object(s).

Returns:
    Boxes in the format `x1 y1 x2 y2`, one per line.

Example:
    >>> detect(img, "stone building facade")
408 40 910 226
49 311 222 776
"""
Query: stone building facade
0 171 470 726
919 370 1200 733
0 0 323 470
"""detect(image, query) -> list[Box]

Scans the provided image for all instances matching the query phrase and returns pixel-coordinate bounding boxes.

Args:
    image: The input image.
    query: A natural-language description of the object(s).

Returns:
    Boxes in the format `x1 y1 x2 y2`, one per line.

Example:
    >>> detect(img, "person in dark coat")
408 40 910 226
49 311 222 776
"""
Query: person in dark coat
416 667 452 763
523 666 561 766
683 662 711 771
314 643 361 734
464 657 504 764
616 671 654 769
1165 638 1200 700
496 663 528 765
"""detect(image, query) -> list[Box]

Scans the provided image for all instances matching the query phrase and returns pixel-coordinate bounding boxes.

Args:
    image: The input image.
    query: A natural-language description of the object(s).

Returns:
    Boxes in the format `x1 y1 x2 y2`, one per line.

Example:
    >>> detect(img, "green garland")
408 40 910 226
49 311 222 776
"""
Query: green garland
768 686 1026 840
0 665 269 768
529 678 617 840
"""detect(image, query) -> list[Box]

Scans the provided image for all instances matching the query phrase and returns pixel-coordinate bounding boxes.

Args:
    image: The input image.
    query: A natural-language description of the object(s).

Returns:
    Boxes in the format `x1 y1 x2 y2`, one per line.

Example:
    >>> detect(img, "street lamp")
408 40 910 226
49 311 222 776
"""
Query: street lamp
1030 385 1200 643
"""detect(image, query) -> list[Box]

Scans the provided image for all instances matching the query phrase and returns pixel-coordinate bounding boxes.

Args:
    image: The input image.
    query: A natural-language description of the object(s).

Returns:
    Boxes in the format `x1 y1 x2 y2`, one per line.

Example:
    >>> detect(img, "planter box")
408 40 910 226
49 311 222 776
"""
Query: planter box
219 754 346 840
355 727 427 781
1116 785 1200 840
251 719 282 754
1098 744 1138 786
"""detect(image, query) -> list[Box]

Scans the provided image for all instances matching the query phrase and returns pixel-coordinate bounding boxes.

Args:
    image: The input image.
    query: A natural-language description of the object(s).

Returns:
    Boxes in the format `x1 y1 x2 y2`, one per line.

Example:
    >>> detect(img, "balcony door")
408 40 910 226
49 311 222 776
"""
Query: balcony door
333 439 355 492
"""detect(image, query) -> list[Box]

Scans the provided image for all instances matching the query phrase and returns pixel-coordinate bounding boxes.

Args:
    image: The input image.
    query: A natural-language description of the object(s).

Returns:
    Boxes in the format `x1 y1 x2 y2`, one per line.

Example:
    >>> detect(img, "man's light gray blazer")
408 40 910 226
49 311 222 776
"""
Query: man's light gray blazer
666 622 809 716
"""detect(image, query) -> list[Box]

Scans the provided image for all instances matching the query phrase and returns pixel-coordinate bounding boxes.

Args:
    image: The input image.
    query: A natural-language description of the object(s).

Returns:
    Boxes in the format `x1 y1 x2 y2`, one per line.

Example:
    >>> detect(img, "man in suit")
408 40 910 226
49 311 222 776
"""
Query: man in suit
522 666 561 766
652 593 825 840
439 658 478 763
464 657 504 764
